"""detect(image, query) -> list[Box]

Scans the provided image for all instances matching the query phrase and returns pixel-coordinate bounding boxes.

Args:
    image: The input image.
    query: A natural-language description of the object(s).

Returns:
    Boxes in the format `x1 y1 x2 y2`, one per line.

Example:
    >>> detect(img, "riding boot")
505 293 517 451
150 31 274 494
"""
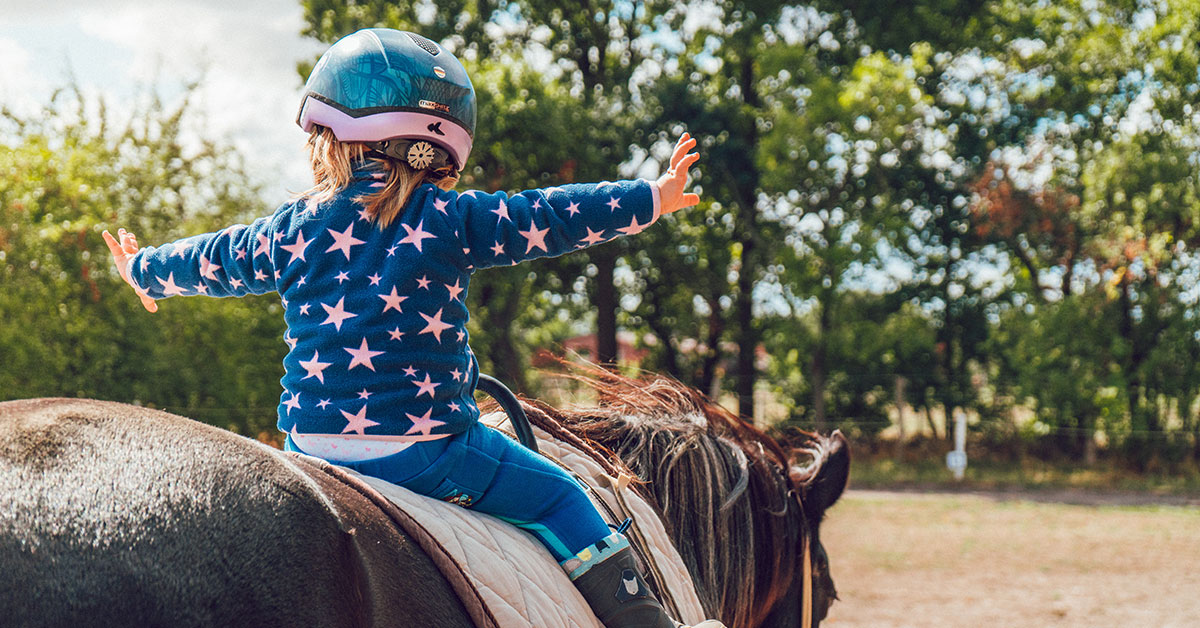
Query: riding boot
562 533 726 628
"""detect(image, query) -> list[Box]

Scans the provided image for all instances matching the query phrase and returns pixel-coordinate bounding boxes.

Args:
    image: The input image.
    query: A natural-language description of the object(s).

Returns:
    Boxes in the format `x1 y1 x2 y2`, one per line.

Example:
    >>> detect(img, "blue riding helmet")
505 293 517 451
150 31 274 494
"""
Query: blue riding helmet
297 28 476 171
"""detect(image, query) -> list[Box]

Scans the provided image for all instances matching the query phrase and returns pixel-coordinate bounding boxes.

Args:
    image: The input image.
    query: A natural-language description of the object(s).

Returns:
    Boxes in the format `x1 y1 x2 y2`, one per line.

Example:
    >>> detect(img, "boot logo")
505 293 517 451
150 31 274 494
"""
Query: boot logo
619 569 643 598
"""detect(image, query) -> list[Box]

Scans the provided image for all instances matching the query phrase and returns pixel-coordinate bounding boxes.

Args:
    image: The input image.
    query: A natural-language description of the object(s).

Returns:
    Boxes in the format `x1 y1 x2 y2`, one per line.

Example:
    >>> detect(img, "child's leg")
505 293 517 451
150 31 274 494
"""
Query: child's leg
440 424 710 628
440 422 612 560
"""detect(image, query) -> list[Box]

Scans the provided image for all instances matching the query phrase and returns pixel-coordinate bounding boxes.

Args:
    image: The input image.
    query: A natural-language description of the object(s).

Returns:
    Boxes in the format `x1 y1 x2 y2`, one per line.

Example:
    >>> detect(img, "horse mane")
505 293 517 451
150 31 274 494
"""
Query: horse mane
518 365 831 628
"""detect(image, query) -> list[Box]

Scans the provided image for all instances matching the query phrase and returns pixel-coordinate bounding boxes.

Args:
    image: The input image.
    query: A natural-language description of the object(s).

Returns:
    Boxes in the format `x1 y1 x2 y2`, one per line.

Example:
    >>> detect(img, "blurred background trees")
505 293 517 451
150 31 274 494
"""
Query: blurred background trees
3 0 1198 470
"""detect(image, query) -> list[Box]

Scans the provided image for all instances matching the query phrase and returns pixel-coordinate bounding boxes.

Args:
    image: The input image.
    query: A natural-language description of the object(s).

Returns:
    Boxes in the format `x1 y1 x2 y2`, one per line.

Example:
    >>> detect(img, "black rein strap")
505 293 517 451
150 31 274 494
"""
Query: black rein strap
475 374 539 454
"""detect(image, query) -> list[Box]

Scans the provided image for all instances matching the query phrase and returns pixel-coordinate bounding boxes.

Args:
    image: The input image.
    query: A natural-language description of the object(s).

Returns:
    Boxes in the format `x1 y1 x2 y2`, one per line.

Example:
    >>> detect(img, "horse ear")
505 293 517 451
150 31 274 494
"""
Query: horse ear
794 430 850 515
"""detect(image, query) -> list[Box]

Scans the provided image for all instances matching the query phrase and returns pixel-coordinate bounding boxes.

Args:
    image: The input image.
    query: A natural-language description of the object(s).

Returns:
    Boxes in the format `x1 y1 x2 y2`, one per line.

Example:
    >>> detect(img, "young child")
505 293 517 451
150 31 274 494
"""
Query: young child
104 28 719 628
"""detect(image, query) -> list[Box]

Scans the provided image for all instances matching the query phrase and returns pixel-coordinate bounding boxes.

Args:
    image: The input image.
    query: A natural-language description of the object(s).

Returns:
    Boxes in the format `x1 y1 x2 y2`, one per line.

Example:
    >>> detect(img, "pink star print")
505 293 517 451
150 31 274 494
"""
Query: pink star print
491 241 505 256
433 197 449 214
199 255 221 280
193 283 208 294
317 399 331 410
340 404 380 435
326 224 365 260
299 351 332 383
335 271 350 284
299 303 311 315
378 286 408 313
519 221 550 253
367 273 381 286
170 241 193 258
606 196 622 211
416 275 431 290
320 297 358 331
565 201 580 216
254 233 271 258
580 227 607 246
399 220 436 252
283 393 301 415
388 327 404 341
254 269 268 282
404 408 446 437
418 308 454 342
344 337 384 371
413 373 440 398
156 272 187 297
492 199 511 222
280 230 313 265
403 366 418 377
445 279 464 301
617 215 650 236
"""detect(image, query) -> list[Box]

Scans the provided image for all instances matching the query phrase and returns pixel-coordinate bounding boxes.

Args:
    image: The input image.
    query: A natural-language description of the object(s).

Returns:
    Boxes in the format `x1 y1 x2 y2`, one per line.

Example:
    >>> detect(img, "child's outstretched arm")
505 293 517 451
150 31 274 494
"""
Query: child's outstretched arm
446 131 701 271
103 215 280 307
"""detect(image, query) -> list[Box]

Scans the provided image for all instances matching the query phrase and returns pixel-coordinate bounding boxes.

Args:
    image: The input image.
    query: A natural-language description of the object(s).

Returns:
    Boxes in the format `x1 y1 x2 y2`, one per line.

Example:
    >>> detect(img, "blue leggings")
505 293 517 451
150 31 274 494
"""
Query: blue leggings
286 421 613 561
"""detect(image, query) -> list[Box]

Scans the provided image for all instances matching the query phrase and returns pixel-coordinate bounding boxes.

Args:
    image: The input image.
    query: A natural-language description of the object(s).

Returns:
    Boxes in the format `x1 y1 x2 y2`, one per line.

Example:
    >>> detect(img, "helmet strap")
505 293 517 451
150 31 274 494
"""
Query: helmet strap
365 139 457 172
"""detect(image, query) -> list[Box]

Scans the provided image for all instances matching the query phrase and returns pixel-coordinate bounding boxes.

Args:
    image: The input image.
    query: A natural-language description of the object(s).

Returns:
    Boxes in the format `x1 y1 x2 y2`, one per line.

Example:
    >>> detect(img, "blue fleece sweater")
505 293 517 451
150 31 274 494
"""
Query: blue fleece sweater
129 162 660 440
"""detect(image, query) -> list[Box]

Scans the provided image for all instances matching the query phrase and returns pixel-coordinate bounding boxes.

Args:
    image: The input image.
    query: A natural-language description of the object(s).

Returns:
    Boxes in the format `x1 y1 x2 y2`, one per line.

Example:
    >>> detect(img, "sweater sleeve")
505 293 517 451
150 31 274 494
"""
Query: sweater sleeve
127 215 279 299
446 179 661 271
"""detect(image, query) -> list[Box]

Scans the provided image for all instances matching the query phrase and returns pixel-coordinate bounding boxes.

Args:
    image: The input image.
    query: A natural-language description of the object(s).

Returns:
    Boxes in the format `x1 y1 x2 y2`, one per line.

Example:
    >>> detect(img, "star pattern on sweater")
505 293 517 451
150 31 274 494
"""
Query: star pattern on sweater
344 337 384 371
378 286 407 313
134 178 657 441
326 224 365 260
519 221 550 253
320 297 357 331
280 231 313 265
340 404 379 435
399 220 436 252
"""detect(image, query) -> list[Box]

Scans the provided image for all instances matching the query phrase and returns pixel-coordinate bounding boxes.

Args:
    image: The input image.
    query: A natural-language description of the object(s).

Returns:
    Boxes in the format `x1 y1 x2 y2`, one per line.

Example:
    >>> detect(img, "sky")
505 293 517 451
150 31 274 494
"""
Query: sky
0 0 327 200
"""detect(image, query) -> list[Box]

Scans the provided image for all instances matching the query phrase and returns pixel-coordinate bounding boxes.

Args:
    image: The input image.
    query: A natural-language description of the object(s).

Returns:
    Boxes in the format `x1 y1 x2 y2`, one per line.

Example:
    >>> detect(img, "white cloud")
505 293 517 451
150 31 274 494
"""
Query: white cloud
0 0 326 200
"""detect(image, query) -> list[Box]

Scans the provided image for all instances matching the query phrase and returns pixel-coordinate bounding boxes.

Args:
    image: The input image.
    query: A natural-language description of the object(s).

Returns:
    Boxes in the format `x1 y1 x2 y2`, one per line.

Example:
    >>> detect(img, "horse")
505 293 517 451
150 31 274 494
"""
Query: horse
0 372 848 628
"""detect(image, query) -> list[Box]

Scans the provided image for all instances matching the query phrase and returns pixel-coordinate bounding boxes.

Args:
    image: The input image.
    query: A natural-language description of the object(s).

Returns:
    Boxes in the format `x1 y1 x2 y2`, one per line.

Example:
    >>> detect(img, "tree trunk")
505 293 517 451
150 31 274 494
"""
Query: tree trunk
811 301 831 432
593 247 618 365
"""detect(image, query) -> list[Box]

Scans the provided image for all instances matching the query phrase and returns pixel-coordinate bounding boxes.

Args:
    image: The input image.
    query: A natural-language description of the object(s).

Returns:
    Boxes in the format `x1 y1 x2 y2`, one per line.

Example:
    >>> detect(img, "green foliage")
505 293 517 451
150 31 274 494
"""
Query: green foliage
8 0 1200 469
0 86 283 437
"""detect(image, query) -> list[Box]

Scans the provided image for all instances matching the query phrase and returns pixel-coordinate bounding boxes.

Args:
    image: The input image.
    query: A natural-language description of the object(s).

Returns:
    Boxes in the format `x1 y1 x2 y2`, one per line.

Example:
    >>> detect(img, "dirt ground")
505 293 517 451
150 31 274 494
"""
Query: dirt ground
820 489 1200 628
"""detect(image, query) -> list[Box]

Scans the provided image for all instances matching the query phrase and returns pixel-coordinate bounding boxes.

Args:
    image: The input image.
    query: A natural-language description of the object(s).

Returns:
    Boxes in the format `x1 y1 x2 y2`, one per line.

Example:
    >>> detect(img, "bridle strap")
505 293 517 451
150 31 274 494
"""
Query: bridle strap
802 531 813 627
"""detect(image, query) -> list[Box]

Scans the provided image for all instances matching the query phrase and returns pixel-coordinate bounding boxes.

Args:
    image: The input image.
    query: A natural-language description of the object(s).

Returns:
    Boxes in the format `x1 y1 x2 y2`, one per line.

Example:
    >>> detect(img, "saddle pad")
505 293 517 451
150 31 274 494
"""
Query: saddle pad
345 465 601 627
331 412 707 627
480 412 707 624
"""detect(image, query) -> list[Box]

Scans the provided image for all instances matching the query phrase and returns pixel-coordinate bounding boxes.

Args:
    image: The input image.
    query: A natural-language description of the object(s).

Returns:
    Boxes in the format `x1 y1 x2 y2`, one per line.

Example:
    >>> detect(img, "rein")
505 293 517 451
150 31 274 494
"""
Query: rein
802 531 813 627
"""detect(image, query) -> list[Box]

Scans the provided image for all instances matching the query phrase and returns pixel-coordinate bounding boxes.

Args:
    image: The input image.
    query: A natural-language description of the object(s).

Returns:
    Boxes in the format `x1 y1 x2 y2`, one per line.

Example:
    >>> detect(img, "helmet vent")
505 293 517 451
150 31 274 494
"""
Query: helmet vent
407 33 440 56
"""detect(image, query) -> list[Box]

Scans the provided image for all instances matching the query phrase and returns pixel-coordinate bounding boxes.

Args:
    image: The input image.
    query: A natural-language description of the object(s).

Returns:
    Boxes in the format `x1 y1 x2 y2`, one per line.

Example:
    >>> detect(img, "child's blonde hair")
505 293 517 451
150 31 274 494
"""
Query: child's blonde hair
303 126 460 228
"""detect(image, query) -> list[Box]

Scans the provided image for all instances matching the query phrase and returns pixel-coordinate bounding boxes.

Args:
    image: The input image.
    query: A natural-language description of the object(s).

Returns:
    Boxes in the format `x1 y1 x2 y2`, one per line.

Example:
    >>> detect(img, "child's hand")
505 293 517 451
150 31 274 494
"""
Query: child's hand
102 228 158 313
655 132 701 215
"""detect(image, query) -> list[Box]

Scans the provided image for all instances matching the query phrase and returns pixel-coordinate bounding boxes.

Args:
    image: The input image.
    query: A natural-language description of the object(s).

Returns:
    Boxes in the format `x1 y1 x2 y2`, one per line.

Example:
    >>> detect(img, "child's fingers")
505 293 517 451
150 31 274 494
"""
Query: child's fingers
676 151 700 173
102 230 122 255
670 141 698 171
139 291 158 313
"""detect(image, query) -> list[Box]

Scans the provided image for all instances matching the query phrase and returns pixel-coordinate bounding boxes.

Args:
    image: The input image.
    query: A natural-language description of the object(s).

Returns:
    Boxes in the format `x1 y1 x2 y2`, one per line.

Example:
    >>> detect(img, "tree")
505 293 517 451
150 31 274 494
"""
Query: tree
0 86 283 438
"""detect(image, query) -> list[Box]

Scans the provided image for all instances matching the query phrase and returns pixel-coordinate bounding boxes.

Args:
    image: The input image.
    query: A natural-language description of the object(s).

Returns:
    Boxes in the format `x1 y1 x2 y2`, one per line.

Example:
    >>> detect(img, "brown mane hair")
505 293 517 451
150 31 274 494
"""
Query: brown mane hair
518 365 834 628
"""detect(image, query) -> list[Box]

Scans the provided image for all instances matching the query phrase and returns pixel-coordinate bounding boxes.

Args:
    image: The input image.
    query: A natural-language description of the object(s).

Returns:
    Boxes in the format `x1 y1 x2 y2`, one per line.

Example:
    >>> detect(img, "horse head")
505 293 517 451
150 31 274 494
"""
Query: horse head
781 429 850 627
519 367 851 628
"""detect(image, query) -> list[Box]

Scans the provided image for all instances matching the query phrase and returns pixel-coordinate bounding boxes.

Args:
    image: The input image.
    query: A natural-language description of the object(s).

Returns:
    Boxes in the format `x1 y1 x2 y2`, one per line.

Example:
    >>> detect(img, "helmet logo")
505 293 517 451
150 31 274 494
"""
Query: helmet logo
433 66 446 78
407 141 437 170
419 99 451 114
427 121 445 136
